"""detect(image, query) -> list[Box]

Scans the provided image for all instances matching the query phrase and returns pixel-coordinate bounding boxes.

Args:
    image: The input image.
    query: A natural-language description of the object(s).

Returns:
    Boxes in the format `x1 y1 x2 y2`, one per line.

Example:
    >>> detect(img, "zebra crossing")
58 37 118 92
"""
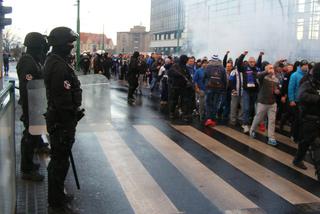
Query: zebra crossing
80 121 320 214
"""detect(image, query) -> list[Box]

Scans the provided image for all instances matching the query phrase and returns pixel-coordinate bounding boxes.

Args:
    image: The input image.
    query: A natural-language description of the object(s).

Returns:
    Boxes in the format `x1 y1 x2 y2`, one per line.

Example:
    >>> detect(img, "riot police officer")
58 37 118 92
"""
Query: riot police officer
103 52 112 79
127 51 141 104
168 55 193 121
17 32 48 181
44 27 83 214
79 53 91 75
293 62 320 180
93 51 104 74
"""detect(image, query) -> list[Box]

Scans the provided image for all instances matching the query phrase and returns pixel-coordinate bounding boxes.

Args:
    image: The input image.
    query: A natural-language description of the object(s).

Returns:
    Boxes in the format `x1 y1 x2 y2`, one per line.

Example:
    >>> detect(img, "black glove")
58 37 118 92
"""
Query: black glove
76 108 85 122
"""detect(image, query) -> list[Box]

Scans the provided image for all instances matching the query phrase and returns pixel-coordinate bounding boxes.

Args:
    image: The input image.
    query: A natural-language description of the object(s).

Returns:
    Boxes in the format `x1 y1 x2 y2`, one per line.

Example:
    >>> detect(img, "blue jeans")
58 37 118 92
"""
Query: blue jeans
242 90 257 125
219 91 231 119
150 73 159 92
206 90 223 120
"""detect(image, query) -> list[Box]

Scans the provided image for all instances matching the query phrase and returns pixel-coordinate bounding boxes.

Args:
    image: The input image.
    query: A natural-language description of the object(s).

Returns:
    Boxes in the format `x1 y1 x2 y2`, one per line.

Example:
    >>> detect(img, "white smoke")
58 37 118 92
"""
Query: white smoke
184 0 316 62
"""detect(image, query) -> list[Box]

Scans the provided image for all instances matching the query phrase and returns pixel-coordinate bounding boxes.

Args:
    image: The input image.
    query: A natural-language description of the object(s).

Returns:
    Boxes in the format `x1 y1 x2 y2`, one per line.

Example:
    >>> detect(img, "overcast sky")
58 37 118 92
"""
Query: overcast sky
5 0 151 45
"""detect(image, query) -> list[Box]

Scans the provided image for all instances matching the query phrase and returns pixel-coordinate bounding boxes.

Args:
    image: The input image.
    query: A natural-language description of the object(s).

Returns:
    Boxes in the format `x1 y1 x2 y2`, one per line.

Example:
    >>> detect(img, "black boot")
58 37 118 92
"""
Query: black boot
48 204 79 214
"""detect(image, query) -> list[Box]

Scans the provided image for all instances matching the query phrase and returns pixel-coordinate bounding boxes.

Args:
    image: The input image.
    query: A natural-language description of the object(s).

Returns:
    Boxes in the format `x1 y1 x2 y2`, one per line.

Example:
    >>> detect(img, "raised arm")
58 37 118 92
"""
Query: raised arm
223 51 230 68
256 51 264 70
237 51 248 72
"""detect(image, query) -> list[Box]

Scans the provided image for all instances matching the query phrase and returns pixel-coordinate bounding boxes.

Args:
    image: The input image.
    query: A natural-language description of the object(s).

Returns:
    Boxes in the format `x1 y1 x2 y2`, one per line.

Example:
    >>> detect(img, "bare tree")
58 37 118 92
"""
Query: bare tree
3 29 21 52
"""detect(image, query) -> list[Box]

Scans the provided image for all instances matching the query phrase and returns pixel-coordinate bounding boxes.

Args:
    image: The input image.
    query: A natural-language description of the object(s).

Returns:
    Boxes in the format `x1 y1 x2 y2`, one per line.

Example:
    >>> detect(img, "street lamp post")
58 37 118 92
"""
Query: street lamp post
102 24 105 51
76 0 80 71
177 0 181 54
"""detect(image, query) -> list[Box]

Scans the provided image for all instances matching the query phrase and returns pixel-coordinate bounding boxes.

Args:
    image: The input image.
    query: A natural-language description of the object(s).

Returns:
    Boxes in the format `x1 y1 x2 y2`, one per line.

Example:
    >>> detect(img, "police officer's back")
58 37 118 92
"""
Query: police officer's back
44 27 82 214
127 51 141 103
79 53 91 75
293 63 320 180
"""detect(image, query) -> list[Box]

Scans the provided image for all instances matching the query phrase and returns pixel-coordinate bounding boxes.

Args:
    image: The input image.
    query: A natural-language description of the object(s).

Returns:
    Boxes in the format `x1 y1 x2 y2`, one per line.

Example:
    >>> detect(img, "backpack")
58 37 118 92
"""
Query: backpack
206 65 224 89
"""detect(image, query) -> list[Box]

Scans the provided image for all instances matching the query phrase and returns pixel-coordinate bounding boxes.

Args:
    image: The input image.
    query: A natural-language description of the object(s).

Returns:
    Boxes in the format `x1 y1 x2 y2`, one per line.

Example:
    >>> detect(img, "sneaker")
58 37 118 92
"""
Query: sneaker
259 123 266 132
267 138 278 146
205 119 216 127
242 125 250 134
229 121 237 126
127 98 135 104
21 171 44 182
182 115 193 123
249 130 256 139
292 160 308 170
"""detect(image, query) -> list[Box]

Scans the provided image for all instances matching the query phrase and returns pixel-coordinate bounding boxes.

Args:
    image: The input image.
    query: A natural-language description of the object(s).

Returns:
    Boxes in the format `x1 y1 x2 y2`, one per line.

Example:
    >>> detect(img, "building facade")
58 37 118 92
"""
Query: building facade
80 32 114 53
149 0 185 55
184 0 320 60
116 26 151 54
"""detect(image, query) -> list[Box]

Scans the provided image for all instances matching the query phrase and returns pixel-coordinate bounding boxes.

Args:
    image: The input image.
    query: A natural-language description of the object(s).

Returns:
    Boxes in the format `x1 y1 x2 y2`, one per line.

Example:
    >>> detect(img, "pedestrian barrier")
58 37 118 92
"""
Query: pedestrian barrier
0 80 16 214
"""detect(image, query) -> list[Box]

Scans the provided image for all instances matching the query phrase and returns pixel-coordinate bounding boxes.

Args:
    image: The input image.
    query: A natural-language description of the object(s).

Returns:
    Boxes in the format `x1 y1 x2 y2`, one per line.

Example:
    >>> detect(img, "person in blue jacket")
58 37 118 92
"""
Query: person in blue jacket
194 59 208 121
288 59 309 143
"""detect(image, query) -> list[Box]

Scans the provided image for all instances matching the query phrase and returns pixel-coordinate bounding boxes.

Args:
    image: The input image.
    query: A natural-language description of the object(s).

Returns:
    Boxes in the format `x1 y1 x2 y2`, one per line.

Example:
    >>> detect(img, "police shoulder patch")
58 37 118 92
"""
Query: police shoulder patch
26 74 33 81
64 80 71 90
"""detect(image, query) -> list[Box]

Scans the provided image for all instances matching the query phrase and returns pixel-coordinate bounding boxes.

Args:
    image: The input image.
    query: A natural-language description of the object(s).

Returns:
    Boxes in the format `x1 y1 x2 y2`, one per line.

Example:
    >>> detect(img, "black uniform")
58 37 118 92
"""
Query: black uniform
103 54 112 79
44 26 82 214
127 52 141 102
93 54 104 74
79 54 91 75
168 55 193 120
44 52 82 208
17 32 49 181
293 74 320 178
17 53 44 176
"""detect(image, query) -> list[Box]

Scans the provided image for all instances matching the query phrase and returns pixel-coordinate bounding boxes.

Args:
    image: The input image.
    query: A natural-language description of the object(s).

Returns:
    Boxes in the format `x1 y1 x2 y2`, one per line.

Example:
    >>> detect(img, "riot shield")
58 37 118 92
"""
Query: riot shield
27 74 111 134
77 74 111 132
27 79 47 135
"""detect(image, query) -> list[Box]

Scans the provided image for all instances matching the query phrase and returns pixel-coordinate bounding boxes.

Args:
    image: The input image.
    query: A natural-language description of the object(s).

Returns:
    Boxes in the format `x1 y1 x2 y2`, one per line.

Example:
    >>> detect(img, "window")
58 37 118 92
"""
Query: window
297 18 304 40
297 0 305 13
308 0 320 40
309 16 320 40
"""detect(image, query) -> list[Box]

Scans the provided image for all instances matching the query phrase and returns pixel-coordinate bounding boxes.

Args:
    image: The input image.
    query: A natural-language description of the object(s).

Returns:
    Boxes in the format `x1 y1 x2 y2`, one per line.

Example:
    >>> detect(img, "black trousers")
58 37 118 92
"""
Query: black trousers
169 86 193 116
291 104 302 141
48 125 76 207
104 67 111 79
20 129 42 172
128 78 138 100
20 110 43 173
280 101 293 128
295 117 320 166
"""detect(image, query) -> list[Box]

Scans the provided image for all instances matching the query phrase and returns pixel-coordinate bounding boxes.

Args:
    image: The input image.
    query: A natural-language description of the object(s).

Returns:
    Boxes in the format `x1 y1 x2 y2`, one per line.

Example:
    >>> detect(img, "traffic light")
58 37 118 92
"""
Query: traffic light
0 2 12 29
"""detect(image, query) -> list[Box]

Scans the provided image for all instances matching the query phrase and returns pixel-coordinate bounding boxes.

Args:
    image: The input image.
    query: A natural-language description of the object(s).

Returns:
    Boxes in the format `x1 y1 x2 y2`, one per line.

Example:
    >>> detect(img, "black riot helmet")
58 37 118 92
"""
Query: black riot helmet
24 32 47 49
312 62 320 84
133 51 140 58
48 27 78 47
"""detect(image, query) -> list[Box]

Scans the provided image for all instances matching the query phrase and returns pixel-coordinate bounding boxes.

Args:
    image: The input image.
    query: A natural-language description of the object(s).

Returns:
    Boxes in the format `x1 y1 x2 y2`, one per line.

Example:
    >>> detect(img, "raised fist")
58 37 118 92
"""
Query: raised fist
243 51 248 55
260 51 265 56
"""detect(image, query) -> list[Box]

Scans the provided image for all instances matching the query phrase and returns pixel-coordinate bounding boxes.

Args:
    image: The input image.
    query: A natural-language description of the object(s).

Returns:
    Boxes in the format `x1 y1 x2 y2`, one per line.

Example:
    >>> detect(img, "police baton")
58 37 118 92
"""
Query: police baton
69 150 81 190
70 108 85 190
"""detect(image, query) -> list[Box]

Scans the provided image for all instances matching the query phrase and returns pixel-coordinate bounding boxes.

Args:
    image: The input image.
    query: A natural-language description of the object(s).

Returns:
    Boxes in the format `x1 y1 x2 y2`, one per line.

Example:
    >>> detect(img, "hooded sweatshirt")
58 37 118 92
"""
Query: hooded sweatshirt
288 67 306 102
